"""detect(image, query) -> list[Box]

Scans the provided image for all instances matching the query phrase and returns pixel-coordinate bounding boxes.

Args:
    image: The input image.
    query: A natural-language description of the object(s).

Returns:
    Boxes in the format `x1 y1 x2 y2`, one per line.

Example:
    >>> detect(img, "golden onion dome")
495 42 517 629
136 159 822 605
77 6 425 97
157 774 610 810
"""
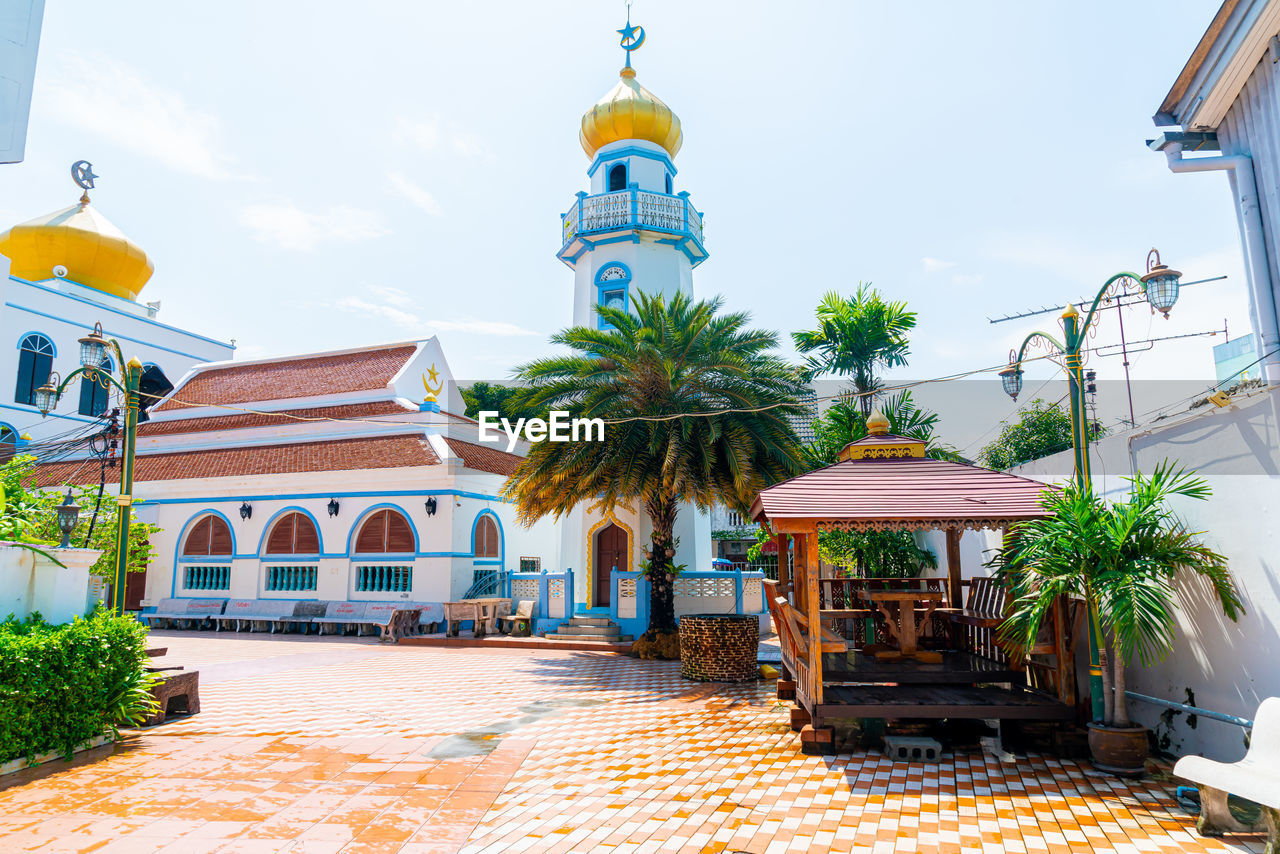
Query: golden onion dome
580 67 683 160
0 193 154 301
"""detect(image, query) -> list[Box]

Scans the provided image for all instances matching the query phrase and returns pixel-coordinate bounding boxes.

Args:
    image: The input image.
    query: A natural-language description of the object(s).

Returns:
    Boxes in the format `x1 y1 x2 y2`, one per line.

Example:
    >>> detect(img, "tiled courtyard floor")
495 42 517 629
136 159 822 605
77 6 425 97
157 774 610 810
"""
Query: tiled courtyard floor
0 632 1264 853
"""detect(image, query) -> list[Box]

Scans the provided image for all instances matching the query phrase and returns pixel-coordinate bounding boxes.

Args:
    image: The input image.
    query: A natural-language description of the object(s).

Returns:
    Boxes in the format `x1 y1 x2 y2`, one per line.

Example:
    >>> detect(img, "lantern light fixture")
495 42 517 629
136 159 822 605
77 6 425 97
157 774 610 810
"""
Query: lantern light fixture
239 501 253 520
77 322 112 370
999 365 1024 401
425 497 437 516
55 489 80 549
33 373 61 416
1140 248 1182 318
327 498 340 517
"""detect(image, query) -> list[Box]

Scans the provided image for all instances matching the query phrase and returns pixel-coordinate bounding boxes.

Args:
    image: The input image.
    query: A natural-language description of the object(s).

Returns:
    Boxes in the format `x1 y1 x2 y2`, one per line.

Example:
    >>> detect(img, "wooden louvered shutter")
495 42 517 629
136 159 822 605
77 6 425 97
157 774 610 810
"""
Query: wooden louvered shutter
386 511 414 553
208 517 233 556
183 517 211 555
265 515 296 554
355 510 388 553
294 515 319 553
475 517 498 558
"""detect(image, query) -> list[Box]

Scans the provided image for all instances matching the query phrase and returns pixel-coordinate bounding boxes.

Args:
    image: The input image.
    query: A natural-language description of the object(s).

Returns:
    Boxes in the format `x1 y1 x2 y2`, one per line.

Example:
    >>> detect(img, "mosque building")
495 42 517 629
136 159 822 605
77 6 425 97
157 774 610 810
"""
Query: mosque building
0 171 233 451
7 17 722 622
556 21 713 613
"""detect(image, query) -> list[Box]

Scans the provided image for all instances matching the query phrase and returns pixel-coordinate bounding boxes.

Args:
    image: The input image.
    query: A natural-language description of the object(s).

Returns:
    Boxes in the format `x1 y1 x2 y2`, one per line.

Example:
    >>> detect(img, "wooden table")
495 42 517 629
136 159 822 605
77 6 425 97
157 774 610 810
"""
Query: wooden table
861 588 945 662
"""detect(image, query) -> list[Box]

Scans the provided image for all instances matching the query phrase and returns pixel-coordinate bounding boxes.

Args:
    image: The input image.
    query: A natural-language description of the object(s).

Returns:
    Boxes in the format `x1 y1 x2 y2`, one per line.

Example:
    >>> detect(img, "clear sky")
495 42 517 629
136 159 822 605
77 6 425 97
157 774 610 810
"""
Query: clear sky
0 1 1251 452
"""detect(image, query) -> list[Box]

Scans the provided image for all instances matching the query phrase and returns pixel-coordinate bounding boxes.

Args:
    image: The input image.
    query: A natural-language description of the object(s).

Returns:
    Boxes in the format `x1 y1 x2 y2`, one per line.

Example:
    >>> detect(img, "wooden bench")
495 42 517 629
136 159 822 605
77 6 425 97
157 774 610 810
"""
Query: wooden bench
1174 697 1279 848
142 598 227 630
942 577 1005 628
144 670 200 727
498 600 534 636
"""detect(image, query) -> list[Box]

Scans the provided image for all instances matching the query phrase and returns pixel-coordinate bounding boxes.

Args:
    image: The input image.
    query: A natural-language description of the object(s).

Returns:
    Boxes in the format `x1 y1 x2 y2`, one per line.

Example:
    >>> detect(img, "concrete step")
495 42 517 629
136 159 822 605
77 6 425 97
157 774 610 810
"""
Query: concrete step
551 633 634 643
552 624 620 638
565 617 615 628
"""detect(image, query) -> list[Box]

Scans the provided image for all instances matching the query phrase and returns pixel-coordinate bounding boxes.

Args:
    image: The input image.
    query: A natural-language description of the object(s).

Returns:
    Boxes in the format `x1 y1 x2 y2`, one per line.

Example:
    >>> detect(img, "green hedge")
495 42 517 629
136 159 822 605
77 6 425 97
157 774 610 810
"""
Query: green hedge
0 609 158 765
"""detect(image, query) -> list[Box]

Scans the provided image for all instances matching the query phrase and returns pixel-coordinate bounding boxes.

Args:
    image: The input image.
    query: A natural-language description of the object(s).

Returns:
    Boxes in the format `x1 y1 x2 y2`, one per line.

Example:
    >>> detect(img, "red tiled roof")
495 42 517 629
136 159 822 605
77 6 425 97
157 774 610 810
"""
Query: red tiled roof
444 438 523 477
141 401 413 436
33 434 440 487
155 344 418 411
751 457 1054 530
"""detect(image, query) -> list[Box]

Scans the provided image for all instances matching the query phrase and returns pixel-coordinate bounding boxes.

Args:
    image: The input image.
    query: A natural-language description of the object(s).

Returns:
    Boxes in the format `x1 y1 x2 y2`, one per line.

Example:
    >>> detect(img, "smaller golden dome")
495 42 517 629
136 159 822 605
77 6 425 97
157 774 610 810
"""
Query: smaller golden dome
0 195 154 301
580 67 683 160
866 410 890 436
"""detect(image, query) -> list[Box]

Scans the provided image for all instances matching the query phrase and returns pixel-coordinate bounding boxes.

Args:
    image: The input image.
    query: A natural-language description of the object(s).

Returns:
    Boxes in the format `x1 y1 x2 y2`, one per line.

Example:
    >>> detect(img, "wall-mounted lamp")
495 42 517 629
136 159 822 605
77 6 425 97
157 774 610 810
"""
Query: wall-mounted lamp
327 498 340 517
239 501 253 520
425 497 437 516
55 489 80 549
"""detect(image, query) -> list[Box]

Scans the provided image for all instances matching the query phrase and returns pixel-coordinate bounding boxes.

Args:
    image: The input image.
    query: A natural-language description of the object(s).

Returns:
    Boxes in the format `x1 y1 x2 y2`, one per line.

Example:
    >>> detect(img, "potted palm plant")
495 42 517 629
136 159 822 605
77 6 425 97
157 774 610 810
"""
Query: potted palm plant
990 463 1243 775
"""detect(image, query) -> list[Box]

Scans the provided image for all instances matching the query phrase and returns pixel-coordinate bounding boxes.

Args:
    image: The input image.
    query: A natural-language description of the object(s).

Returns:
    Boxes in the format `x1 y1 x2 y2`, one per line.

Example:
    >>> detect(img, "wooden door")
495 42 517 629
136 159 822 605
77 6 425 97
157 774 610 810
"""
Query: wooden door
595 523 626 607
124 569 147 611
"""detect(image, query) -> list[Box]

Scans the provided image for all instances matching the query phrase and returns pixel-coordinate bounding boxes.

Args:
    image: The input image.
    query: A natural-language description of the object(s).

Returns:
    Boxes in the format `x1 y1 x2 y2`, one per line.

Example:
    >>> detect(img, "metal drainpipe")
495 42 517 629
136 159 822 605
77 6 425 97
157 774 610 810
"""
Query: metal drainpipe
1126 690 1254 729
1161 141 1280 383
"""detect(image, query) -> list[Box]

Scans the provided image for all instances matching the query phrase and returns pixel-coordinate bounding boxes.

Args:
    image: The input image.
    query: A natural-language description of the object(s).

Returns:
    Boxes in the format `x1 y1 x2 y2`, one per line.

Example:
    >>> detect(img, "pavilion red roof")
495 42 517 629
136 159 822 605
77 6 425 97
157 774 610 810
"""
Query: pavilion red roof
750 456 1055 533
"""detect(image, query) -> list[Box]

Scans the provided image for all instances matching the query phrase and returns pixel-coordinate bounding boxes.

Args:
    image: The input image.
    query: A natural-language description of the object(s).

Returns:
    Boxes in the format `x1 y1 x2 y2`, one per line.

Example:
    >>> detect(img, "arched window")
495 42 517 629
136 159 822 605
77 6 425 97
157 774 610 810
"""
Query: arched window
665 173 673 194
0 423 18 463
182 515 233 556
77 356 114 416
354 508 415 554
595 264 631 330
607 163 627 192
264 512 320 555
15 333 54 406
474 514 501 559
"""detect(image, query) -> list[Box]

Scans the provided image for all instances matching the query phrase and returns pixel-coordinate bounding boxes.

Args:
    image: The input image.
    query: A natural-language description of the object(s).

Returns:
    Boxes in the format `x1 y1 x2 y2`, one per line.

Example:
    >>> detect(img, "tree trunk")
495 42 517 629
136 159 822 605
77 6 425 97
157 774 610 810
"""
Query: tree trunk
643 497 679 635
1099 633 1115 726
1112 643 1130 727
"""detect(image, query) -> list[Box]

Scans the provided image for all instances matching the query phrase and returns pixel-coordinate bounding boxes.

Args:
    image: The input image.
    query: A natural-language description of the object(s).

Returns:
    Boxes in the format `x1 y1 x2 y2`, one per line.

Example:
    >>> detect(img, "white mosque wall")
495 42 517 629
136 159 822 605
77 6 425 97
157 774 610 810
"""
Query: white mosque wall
571 236 695 329
588 141 674 195
126 462 558 609
1010 386 1280 763
0 272 233 443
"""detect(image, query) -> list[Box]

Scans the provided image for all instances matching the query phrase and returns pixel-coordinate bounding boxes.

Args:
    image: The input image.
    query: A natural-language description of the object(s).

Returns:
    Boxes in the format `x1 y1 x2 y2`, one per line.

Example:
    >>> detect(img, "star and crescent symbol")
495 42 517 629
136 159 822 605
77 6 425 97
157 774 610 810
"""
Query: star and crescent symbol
422 364 444 402
617 15 645 64
71 160 98 191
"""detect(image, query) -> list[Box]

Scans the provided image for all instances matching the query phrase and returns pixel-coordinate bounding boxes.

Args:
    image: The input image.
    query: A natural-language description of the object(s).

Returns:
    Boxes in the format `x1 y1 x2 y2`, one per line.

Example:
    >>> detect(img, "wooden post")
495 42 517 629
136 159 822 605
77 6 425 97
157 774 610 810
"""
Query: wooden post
775 533 790 598
806 531 823 705
945 527 963 608
793 533 807 614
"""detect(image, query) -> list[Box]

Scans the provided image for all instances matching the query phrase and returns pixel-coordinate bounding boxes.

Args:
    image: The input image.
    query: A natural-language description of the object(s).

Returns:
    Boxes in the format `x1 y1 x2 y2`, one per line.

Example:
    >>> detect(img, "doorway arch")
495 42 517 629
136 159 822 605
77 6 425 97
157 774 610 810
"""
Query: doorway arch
593 522 627 608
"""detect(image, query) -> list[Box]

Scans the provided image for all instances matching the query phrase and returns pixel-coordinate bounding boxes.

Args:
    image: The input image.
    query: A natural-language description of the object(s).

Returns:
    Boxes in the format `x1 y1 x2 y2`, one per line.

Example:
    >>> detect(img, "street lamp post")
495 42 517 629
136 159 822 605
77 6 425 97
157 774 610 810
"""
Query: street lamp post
999 249 1182 722
34 322 144 616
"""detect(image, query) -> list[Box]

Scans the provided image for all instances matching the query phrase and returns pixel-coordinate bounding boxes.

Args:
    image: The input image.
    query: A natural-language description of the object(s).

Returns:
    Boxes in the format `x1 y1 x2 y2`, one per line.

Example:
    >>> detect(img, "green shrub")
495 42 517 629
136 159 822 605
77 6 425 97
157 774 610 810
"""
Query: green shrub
0 608 159 765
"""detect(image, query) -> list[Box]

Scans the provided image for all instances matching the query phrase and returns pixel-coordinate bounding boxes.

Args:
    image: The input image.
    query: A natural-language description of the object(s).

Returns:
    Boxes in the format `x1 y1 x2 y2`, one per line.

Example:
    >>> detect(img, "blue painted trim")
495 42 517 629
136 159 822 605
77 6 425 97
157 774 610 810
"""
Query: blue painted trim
604 161 628 192
256 505 325 555
16 331 56 356
594 261 632 285
171 510 237 597
587 145 677 179
347 503 420 556
4 303 224 362
9 275 236 350
0 401 100 424
470 508 504 561
143 489 508 505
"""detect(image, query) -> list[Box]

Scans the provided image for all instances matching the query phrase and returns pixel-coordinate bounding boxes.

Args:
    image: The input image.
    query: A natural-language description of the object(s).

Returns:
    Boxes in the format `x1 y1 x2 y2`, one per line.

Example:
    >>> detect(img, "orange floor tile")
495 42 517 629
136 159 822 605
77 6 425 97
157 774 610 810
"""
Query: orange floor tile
0 631 1265 853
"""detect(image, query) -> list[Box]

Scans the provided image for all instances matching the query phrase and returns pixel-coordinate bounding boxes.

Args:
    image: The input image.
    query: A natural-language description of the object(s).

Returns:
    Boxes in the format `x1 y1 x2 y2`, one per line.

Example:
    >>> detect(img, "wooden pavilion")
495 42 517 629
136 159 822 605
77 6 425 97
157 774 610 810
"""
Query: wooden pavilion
750 415 1081 753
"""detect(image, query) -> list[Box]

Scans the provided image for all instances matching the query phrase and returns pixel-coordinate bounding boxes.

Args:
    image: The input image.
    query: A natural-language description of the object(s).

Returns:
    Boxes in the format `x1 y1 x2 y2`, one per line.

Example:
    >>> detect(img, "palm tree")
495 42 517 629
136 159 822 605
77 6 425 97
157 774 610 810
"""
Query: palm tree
792 284 916 417
990 463 1243 727
504 292 808 641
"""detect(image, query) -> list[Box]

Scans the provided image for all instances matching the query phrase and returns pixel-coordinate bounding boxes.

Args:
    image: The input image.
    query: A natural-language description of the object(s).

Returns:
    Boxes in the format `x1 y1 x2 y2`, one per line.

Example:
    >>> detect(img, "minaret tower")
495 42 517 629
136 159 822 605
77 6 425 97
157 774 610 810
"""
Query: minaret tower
558 13 707 329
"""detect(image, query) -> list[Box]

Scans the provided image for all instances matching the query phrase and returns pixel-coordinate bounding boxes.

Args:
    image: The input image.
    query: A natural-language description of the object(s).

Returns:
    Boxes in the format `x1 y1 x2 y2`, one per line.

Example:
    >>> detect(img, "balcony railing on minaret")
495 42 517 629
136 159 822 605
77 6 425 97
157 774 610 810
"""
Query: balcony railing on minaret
561 188 705 248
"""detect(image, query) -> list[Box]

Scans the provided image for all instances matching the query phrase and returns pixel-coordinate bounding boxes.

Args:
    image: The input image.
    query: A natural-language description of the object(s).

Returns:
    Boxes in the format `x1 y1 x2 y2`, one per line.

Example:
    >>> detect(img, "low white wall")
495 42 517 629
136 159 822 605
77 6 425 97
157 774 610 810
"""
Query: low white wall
1010 386 1280 762
0 543 102 624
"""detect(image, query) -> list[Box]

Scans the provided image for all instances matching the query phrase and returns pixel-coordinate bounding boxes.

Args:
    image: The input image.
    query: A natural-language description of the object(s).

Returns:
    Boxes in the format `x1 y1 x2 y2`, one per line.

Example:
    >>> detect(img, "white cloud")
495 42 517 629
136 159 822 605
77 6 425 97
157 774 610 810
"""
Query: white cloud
426 319 539 337
953 273 984 286
239 203 386 251
922 257 957 273
39 53 242 181
335 296 420 328
394 115 490 159
366 284 416 308
387 171 443 216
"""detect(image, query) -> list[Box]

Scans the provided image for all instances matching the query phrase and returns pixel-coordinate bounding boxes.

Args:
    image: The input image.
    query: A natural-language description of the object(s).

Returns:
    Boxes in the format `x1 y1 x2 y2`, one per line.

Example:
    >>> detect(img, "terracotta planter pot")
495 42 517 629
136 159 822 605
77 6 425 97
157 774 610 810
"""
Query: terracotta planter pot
1087 722 1149 776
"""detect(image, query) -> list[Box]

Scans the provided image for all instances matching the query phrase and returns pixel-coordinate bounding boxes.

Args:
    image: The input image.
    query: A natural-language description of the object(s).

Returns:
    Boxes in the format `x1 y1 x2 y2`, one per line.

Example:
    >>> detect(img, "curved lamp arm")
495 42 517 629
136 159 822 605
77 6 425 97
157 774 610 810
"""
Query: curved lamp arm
1011 330 1066 367
1077 271 1145 341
